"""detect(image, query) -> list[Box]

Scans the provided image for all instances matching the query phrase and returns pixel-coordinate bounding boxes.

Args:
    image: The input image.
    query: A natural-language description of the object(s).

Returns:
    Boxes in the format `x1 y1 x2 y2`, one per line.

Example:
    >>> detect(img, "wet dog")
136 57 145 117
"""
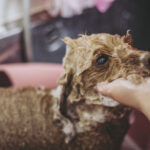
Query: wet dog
0 31 150 150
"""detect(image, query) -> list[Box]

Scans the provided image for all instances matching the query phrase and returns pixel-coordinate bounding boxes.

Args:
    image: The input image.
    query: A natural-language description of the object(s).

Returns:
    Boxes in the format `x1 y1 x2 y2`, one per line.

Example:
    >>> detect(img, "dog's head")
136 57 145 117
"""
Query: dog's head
59 31 150 106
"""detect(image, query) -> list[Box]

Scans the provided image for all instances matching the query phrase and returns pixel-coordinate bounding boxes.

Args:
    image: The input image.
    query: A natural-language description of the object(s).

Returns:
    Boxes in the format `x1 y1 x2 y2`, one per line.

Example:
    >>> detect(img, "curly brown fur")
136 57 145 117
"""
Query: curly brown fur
0 31 150 150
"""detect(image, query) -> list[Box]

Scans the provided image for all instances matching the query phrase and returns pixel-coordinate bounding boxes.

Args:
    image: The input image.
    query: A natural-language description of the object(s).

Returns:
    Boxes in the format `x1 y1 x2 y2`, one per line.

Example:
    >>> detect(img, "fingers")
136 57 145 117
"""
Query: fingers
97 79 150 120
96 79 137 106
97 79 130 98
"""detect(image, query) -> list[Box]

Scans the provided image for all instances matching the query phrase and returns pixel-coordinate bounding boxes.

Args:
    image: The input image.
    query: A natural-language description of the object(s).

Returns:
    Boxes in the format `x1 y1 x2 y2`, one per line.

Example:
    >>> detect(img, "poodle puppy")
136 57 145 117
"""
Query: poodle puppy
0 31 150 150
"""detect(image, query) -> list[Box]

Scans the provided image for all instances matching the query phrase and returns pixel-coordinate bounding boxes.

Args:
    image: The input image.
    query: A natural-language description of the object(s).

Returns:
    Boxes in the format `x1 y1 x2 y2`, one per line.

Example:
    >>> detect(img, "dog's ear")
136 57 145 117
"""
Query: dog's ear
58 37 87 103
62 36 92 76
58 37 75 85
123 30 133 46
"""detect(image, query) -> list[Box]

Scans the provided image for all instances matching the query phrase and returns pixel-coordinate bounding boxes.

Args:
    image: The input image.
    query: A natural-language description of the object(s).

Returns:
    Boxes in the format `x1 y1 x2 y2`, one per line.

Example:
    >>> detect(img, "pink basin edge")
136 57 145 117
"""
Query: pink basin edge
0 63 64 88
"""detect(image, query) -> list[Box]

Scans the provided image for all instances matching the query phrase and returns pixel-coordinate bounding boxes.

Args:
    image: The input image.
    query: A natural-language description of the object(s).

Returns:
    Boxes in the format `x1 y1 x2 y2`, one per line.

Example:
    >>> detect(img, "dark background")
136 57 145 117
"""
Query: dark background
31 0 150 63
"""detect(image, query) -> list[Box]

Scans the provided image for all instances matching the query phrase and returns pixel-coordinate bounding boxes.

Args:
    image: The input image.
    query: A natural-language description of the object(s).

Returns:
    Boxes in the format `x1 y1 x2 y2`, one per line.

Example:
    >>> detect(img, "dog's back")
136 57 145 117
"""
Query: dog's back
0 87 67 150
0 87 130 150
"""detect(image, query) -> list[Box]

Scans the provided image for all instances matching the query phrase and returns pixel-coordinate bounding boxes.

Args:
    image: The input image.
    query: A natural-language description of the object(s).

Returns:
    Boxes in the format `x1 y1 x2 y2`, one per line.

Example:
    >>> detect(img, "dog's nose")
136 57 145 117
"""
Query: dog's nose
141 54 150 69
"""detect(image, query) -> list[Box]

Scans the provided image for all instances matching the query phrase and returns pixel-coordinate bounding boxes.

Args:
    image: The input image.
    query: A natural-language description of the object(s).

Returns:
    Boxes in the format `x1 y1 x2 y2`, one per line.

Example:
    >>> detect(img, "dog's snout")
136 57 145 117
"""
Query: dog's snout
141 54 150 69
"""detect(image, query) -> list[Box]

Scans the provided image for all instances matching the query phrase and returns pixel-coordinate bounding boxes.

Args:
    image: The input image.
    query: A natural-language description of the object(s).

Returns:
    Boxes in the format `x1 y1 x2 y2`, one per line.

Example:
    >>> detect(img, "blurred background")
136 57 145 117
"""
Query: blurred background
0 0 150 150
0 0 150 64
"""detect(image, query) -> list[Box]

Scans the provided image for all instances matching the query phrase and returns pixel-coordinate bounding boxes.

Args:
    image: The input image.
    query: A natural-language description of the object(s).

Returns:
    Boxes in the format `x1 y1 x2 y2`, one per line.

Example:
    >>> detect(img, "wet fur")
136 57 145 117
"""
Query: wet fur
0 31 150 150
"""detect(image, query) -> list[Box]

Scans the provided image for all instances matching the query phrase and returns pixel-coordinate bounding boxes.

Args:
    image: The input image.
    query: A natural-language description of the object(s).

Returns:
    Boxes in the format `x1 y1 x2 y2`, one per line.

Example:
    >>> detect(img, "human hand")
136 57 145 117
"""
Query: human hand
97 79 150 120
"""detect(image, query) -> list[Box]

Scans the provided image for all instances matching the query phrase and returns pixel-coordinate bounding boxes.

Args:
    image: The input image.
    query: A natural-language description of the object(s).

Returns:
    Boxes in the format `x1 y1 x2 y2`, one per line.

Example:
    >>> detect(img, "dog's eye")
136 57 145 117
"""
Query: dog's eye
96 54 109 66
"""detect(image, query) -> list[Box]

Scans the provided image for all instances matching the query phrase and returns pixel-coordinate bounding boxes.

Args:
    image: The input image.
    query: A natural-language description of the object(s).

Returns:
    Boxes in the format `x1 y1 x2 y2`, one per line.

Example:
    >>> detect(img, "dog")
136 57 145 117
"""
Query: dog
0 31 150 150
